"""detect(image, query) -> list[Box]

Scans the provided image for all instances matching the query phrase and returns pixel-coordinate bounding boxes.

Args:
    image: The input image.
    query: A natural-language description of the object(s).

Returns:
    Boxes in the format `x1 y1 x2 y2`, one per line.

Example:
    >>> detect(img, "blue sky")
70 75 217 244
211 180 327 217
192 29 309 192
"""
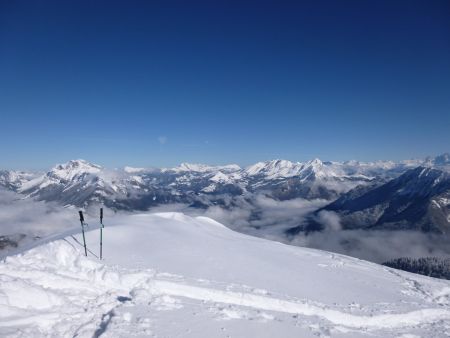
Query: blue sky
0 1 449 169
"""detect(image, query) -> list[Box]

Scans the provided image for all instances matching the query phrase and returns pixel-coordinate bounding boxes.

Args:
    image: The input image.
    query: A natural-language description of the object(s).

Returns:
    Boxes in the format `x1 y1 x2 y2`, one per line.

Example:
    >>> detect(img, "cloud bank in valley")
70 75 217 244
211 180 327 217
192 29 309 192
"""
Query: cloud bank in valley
0 189 79 237
171 197 450 264
1 189 449 264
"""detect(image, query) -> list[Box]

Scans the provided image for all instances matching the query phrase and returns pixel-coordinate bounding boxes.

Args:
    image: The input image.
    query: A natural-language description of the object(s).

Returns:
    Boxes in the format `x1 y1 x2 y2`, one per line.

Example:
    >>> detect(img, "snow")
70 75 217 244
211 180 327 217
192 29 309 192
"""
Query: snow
438 198 450 206
244 158 382 181
209 171 241 184
123 166 146 173
1 212 450 337
210 172 231 183
4 154 448 212
202 183 217 192
0 171 36 190
130 175 144 185
17 175 46 192
18 160 103 193
50 159 102 181
170 163 241 173
246 160 303 178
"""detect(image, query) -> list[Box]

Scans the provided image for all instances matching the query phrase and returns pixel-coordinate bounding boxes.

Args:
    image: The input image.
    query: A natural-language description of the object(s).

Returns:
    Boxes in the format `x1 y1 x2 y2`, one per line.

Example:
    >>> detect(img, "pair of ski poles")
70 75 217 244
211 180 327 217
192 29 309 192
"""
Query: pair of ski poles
78 208 105 259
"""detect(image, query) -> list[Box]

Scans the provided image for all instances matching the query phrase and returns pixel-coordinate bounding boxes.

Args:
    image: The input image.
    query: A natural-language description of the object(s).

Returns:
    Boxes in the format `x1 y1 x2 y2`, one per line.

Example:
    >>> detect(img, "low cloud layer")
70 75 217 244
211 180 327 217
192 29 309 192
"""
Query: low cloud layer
0 189 78 237
1 190 449 264
292 228 450 263
175 196 450 264
200 196 328 236
0 190 126 255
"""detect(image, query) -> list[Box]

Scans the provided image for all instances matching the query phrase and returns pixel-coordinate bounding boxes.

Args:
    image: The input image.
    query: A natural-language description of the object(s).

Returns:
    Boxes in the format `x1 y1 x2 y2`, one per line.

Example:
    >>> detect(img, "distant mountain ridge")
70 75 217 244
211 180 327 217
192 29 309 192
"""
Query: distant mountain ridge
1 154 449 234
1 154 448 208
290 165 450 234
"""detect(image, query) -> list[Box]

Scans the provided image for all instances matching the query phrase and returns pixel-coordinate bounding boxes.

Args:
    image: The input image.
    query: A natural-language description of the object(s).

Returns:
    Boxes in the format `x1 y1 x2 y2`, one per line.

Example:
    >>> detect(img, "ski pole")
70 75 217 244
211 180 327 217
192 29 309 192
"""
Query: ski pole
78 211 88 256
100 207 104 260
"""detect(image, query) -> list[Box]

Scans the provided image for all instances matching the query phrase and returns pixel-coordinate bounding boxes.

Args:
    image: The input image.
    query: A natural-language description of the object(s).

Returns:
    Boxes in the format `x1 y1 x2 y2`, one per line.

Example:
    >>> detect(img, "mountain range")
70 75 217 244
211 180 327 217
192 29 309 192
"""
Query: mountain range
0 154 449 235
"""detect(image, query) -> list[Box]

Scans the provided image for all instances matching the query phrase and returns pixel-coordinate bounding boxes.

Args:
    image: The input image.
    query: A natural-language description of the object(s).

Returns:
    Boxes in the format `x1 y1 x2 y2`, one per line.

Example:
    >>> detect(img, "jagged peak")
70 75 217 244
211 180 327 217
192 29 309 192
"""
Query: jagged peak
49 159 102 181
245 159 302 178
246 159 296 169
306 158 323 167
54 159 102 171
171 162 241 173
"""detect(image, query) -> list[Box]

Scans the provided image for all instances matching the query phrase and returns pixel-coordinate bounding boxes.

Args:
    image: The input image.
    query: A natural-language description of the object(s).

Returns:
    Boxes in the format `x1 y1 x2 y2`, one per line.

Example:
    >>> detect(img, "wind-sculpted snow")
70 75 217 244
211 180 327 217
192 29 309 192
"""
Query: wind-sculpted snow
1 213 449 337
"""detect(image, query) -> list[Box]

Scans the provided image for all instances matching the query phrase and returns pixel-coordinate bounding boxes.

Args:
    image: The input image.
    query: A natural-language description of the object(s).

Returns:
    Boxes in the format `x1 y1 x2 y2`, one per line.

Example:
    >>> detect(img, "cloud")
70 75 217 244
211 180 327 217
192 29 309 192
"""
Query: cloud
179 195 329 240
291 229 450 263
2 188 449 265
0 189 81 254
158 136 168 145
153 194 450 264
0 189 124 256
315 210 341 231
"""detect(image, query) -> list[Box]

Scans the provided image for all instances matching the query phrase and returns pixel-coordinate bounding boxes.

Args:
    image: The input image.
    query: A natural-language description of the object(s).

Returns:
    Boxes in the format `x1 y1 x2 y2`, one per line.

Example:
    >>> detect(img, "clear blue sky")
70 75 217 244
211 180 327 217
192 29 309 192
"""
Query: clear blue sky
1 1 449 169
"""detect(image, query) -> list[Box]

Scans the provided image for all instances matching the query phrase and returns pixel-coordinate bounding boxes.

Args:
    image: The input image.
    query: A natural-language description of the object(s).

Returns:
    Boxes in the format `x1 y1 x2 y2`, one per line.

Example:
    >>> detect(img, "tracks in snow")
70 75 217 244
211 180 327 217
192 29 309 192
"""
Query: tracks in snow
1 240 450 337
148 280 450 330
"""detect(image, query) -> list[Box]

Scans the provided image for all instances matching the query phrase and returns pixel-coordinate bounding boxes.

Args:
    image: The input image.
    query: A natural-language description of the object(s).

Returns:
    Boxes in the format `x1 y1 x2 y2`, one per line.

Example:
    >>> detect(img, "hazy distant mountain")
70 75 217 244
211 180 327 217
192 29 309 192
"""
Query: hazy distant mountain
0 170 37 191
310 166 450 233
246 158 381 200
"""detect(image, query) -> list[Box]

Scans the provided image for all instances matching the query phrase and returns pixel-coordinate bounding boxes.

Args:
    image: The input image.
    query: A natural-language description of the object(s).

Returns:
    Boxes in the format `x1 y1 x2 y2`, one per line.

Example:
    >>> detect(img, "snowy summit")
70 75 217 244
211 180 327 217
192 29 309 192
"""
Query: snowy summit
1 212 449 337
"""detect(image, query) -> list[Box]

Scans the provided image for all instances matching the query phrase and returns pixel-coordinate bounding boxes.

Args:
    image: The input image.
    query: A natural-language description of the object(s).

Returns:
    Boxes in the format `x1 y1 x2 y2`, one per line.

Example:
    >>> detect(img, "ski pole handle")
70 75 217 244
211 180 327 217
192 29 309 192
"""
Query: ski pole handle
79 211 85 223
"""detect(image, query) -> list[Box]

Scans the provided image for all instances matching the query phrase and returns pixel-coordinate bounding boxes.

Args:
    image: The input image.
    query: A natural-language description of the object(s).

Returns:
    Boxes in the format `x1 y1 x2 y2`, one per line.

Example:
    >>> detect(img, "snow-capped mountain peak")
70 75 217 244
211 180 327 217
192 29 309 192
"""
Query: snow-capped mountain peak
49 159 102 181
0 170 37 191
1 153 448 210
170 162 241 173
307 158 323 167
210 171 231 183
304 158 324 172
16 159 125 206
245 159 302 178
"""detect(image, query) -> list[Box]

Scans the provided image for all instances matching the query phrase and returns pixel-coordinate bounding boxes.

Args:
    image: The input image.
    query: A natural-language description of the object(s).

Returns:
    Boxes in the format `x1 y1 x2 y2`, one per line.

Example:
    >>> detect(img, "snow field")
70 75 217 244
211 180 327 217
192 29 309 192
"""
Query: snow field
1 213 450 337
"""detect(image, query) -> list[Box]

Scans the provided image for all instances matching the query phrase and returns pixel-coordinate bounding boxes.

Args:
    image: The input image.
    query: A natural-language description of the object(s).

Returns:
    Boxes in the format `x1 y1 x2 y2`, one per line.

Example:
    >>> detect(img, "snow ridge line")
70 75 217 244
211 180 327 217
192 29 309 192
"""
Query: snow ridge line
150 280 450 330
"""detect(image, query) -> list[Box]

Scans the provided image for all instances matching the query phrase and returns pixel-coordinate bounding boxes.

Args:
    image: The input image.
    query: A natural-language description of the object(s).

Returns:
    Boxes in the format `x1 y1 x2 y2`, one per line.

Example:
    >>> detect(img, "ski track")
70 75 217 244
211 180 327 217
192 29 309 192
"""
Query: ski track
1 239 450 337
150 280 450 329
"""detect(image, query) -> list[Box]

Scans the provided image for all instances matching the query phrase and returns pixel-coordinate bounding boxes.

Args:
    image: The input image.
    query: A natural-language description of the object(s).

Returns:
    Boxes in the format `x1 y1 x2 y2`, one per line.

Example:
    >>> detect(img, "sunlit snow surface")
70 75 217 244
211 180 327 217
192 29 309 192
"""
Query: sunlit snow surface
1 213 450 337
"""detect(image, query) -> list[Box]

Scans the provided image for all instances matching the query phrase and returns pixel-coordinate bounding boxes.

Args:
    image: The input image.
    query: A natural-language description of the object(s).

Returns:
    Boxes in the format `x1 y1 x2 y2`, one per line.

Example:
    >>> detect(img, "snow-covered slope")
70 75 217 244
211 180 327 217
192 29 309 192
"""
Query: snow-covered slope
0 170 38 191
167 162 241 173
1 213 449 337
17 160 130 207
244 157 420 181
319 166 450 233
245 159 304 178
